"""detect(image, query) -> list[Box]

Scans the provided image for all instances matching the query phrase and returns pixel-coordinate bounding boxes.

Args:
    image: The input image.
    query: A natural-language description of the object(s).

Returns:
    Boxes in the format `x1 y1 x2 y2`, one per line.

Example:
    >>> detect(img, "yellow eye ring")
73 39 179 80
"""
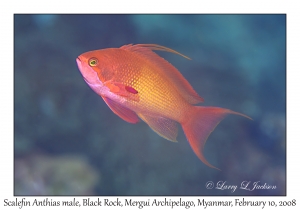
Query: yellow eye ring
88 58 98 67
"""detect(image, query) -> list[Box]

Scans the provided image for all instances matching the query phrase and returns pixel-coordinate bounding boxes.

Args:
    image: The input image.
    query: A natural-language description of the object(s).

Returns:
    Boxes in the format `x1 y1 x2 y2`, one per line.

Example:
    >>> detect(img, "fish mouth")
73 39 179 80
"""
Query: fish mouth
76 57 82 67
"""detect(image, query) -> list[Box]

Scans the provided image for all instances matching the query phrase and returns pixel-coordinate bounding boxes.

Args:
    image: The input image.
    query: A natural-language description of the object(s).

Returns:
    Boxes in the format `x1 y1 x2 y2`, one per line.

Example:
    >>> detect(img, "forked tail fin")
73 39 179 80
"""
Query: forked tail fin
181 106 251 170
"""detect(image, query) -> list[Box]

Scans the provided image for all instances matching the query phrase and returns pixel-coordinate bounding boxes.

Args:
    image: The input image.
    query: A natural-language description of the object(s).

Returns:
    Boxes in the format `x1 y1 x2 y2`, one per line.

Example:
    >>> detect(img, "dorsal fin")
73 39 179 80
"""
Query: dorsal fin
120 44 204 104
121 44 191 60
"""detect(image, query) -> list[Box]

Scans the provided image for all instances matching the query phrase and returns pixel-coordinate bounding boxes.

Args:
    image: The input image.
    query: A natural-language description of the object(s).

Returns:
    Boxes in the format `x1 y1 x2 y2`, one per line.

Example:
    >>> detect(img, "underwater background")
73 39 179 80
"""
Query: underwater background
14 14 286 195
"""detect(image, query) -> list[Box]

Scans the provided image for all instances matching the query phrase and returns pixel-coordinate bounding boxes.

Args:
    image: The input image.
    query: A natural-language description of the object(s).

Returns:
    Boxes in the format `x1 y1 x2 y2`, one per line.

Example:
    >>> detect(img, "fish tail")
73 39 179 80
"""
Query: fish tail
181 106 251 170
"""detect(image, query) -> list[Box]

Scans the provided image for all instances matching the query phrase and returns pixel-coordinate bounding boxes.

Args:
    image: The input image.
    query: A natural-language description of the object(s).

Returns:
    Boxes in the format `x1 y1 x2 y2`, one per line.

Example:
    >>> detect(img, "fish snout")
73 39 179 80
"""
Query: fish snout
76 57 81 64
76 57 83 70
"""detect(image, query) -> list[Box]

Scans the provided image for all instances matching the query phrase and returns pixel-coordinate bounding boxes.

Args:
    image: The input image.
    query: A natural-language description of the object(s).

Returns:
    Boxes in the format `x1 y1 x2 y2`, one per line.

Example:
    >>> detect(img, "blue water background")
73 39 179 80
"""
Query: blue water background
14 14 286 195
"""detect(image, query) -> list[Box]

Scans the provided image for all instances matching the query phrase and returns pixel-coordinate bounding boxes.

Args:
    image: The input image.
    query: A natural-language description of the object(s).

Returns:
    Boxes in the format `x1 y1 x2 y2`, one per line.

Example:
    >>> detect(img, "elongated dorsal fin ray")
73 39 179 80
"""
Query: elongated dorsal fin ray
129 44 191 60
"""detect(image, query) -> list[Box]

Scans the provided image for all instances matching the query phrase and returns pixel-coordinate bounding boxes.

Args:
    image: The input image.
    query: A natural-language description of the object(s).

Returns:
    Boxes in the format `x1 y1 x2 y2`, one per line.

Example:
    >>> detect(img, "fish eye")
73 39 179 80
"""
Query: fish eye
88 58 98 67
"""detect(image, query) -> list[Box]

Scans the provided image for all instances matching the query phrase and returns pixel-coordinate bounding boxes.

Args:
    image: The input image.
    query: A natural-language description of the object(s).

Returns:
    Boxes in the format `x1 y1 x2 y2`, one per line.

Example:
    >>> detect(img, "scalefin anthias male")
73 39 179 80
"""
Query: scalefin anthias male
76 44 251 170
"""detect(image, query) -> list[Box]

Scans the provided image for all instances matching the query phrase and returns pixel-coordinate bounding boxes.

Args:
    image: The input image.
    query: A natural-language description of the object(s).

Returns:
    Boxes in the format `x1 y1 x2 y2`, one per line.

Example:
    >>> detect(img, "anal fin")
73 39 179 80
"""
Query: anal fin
138 113 178 142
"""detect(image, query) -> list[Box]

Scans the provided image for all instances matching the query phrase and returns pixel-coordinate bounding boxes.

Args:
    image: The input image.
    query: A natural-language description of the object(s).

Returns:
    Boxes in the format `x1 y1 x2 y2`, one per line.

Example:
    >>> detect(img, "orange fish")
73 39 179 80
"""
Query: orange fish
76 44 251 170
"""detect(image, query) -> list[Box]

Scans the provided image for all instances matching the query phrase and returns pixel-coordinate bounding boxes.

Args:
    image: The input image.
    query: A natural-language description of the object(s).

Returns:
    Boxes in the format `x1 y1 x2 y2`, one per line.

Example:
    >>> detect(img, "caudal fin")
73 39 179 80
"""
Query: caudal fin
181 106 251 170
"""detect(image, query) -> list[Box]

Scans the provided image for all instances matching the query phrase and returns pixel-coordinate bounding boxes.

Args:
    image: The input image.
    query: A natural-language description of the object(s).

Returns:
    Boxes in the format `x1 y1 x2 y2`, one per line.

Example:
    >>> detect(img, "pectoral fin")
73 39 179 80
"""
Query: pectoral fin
104 81 139 102
138 113 178 142
102 96 139 123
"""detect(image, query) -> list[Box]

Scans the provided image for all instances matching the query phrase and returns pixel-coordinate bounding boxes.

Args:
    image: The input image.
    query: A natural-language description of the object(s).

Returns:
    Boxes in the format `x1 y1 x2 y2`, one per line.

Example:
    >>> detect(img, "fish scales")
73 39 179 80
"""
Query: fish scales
110 49 188 120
